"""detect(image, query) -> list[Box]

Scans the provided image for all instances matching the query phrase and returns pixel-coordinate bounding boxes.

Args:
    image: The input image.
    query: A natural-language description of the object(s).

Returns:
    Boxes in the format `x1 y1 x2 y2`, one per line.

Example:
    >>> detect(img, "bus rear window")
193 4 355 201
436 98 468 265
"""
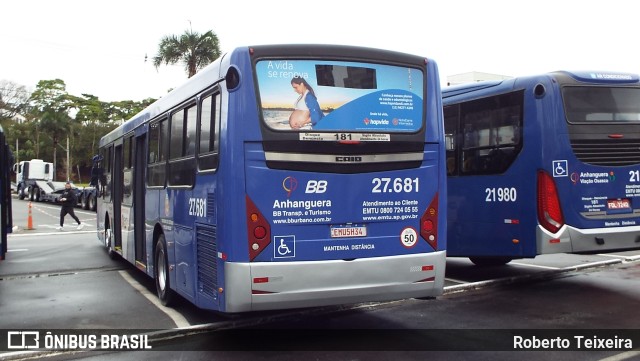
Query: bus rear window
563 87 640 122
315 65 377 89
255 59 424 133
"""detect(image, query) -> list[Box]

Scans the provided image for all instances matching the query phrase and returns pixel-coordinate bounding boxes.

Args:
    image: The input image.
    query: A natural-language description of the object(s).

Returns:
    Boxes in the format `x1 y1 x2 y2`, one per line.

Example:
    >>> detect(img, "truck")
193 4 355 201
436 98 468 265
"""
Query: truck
77 154 104 212
13 159 76 204
78 186 97 211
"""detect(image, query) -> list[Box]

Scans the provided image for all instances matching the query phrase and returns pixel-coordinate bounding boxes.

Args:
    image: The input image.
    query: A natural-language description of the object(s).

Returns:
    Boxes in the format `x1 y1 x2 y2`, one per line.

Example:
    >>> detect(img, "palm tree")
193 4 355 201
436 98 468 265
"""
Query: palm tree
153 29 221 78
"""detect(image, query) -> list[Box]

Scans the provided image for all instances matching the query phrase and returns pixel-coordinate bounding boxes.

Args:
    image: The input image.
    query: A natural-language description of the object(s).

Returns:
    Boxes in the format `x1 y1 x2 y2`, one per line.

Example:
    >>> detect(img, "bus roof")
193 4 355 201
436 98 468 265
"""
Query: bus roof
442 80 504 100
100 44 435 147
442 70 640 103
551 70 640 84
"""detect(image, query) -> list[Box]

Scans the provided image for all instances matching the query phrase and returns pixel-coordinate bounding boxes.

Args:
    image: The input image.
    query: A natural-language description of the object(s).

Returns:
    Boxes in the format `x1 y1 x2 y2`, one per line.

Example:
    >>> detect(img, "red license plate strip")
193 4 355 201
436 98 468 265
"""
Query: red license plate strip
607 198 631 210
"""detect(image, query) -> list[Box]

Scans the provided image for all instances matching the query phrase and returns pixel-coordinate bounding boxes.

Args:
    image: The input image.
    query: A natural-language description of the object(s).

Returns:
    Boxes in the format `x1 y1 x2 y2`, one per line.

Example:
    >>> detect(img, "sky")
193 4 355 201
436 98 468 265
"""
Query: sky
1 0 639 102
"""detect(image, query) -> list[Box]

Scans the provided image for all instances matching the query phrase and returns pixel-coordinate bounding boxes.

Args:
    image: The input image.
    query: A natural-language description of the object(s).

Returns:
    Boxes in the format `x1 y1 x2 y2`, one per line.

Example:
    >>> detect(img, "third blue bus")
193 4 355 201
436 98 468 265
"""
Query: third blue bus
443 70 640 265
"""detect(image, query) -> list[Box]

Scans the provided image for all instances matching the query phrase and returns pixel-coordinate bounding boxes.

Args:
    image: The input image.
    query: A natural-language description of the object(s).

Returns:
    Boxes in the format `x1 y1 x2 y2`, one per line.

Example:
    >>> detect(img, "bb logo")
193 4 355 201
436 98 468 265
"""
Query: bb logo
364 118 370 125
305 180 327 194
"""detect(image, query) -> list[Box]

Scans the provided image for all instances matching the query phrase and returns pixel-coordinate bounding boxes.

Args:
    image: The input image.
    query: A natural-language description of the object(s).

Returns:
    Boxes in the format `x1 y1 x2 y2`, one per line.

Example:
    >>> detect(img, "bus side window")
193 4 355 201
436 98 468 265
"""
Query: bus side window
168 104 196 187
198 92 220 171
185 106 197 156
458 91 524 175
147 119 166 188
462 123 478 173
443 105 459 176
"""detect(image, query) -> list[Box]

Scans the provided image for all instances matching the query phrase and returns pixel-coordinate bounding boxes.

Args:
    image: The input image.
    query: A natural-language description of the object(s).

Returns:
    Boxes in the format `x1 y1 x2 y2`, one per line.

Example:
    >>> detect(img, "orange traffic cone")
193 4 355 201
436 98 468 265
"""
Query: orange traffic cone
27 201 35 230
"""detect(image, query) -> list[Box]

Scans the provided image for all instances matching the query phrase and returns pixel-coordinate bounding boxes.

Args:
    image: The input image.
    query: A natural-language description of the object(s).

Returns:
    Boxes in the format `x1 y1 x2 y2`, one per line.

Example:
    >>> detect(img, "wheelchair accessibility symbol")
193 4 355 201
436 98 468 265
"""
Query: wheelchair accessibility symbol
274 235 295 258
552 160 568 177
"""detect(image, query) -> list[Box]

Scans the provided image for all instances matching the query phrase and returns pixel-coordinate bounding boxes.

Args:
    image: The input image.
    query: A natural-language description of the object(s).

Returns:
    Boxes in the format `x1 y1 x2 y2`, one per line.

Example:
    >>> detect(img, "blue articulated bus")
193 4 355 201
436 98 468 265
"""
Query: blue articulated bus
96 44 447 312
0 125 13 260
444 70 640 266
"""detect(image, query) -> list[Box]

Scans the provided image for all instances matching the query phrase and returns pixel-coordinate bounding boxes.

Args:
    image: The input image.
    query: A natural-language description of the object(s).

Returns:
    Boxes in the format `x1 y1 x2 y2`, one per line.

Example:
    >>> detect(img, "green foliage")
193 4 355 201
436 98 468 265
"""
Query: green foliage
153 29 221 78
0 80 30 124
2 78 156 182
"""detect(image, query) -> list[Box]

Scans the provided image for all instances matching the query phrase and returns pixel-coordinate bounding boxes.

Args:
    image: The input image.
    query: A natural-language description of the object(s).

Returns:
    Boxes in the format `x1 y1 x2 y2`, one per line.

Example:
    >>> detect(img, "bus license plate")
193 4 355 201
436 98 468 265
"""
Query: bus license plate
607 198 631 213
330 225 367 238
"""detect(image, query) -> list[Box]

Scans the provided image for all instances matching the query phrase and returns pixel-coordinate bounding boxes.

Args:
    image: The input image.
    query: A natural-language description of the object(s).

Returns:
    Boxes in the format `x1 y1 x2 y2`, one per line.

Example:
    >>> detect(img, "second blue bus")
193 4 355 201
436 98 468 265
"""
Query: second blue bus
444 71 640 265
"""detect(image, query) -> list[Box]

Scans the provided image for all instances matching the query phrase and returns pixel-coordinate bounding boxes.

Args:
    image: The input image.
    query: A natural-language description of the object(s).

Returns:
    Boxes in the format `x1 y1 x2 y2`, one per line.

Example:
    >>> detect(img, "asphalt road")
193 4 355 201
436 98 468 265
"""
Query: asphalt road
2 196 640 360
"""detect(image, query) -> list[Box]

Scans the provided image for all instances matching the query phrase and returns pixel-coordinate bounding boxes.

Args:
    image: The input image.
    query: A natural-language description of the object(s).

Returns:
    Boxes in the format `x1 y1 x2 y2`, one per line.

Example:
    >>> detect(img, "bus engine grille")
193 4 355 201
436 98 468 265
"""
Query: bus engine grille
570 139 640 166
196 224 218 299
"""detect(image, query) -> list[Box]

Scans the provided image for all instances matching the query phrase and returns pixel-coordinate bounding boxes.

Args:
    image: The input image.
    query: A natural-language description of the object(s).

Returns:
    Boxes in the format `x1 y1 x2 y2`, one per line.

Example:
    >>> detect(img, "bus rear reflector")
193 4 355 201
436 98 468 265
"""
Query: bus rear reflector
246 196 271 261
420 193 439 250
254 226 267 239
537 170 564 234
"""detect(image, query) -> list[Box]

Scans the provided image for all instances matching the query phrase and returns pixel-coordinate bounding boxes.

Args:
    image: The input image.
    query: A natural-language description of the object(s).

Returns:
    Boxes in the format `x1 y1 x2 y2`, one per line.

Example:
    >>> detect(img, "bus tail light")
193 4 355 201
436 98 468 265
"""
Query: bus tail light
420 193 439 250
246 196 271 261
537 170 564 234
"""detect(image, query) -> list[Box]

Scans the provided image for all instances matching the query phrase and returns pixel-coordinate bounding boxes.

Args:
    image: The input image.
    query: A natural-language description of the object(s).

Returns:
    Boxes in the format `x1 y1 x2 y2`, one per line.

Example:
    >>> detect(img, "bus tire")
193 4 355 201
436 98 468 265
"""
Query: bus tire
155 235 175 306
81 194 89 209
104 222 117 260
18 185 25 200
469 257 512 267
89 195 97 211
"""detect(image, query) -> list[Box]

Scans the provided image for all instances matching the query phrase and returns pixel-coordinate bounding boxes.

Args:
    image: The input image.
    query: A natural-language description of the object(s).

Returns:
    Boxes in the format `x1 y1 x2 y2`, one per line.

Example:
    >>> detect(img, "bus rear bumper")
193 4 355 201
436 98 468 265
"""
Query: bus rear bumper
223 251 446 313
537 224 640 254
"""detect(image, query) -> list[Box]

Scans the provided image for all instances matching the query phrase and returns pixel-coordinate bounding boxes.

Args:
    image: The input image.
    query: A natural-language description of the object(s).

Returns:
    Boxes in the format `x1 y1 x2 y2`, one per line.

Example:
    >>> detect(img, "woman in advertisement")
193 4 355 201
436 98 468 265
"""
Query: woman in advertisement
289 76 324 129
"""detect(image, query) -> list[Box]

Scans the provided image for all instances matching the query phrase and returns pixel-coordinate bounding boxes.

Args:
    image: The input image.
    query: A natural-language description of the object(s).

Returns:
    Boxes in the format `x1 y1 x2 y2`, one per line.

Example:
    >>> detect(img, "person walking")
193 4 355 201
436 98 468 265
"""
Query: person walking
57 182 84 231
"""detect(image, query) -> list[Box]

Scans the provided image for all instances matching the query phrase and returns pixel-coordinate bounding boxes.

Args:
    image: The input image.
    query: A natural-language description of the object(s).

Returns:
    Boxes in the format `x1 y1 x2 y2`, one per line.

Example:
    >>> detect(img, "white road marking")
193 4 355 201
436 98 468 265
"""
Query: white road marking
598 253 640 262
8 230 96 237
443 259 626 294
597 351 640 361
510 262 560 270
117 270 191 328
597 254 628 259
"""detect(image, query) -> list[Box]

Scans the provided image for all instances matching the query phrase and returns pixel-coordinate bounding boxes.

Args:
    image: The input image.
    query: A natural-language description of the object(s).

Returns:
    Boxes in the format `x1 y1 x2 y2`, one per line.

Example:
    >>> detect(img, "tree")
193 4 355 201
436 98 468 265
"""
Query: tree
0 80 30 126
4 78 159 183
109 98 156 122
153 29 221 78
70 94 150 169
30 79 74 180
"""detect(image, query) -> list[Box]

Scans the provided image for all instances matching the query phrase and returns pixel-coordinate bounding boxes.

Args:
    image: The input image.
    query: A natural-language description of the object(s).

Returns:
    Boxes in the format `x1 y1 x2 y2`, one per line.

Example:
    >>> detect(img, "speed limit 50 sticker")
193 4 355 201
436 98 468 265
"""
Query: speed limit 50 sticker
400 227 418 248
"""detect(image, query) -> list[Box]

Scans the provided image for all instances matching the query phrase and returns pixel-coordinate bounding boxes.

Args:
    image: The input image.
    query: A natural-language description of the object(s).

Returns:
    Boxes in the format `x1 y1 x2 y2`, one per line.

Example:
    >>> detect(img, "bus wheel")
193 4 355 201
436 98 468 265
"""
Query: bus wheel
105 225 117 260
18 186 25 200
81 194 88 209
469 257 512 266
89 195 97 211
155 235 175 306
